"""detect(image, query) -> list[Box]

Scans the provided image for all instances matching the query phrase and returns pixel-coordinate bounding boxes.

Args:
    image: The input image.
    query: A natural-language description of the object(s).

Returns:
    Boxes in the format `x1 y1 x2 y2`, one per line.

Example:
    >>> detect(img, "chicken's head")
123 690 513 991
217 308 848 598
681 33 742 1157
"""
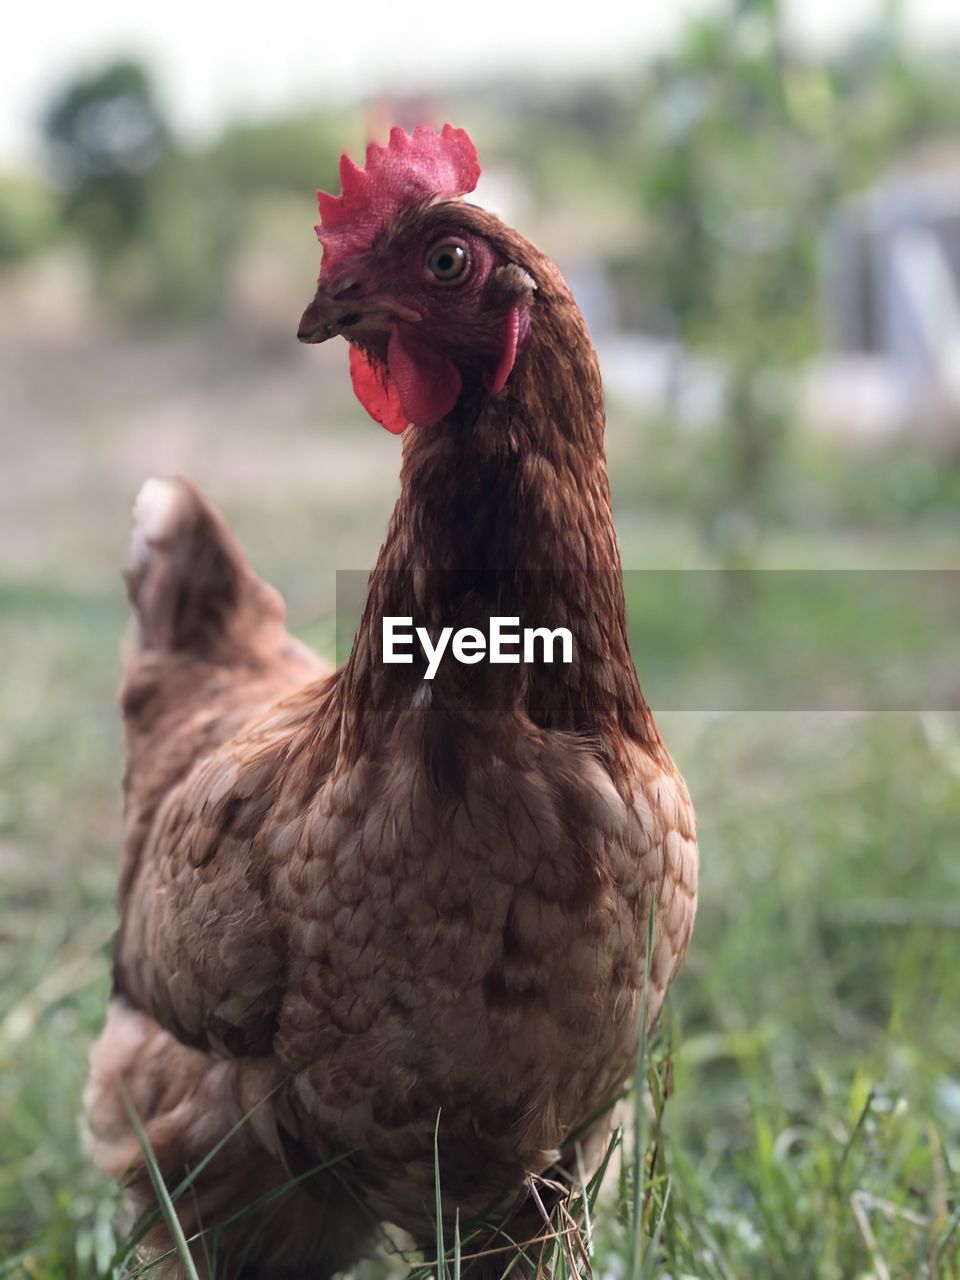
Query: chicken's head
297 125 535 434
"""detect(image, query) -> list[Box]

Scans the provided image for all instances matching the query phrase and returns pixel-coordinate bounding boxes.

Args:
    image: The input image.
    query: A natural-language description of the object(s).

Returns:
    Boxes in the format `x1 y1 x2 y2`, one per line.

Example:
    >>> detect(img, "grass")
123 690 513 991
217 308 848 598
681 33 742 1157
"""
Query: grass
1 328 959 1278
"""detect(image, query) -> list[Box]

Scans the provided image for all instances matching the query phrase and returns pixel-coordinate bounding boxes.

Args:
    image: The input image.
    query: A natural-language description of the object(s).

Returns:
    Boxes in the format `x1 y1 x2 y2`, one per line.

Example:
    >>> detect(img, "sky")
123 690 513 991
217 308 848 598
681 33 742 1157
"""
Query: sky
5 0 960 169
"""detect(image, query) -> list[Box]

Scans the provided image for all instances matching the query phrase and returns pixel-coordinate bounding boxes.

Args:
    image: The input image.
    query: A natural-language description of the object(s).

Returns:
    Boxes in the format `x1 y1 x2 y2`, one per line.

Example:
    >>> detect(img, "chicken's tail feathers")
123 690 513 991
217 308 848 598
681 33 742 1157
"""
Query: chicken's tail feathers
125 475 287 664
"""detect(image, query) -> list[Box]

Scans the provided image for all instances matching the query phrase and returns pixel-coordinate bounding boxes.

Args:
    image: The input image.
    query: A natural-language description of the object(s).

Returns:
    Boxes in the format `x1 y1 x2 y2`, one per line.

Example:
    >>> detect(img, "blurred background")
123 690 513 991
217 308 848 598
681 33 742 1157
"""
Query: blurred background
2 1 959 1276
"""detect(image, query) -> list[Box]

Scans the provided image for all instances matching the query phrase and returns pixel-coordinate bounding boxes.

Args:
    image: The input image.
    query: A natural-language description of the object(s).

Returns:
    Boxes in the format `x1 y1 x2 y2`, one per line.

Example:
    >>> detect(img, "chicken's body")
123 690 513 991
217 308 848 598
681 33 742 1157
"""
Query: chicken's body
86 128 697 1277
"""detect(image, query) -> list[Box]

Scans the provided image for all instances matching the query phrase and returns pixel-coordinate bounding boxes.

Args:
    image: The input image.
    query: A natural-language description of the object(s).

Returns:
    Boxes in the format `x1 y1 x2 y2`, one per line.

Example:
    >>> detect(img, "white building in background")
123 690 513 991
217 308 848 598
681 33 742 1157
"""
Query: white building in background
591 164 960 449
813 167 960 445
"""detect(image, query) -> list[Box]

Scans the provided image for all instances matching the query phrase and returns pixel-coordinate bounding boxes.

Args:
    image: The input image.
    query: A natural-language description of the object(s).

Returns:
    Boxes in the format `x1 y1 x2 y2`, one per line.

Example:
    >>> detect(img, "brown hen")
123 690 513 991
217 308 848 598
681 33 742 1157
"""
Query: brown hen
86 124 698 1278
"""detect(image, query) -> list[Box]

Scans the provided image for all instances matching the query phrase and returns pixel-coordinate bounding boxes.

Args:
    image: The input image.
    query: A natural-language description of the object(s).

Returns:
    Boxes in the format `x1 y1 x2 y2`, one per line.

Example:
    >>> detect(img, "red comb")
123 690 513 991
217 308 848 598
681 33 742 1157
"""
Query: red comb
315 124 480 272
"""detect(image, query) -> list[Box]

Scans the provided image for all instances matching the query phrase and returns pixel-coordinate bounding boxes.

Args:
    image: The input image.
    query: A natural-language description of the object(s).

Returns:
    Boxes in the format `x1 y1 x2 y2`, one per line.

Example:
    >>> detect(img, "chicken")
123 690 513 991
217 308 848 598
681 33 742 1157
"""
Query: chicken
86 124 698 1278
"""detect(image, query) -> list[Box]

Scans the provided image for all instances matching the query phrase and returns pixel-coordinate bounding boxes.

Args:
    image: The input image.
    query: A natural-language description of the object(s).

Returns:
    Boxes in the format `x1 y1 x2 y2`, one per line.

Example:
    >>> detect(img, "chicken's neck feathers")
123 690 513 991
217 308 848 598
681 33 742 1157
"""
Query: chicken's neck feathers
337 265 664 769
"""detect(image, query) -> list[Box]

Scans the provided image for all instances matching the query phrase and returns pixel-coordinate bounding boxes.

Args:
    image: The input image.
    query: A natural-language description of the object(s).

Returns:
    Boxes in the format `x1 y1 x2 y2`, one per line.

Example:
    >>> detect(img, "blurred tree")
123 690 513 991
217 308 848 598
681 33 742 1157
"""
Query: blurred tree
637 0 825 558
40 60 249 320
43 60 171 261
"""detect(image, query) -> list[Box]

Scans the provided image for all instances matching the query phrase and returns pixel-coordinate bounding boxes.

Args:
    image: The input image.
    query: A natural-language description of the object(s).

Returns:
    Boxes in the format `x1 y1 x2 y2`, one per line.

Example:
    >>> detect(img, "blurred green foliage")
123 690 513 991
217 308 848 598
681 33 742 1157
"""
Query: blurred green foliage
208 111 348 197
0 176 58 262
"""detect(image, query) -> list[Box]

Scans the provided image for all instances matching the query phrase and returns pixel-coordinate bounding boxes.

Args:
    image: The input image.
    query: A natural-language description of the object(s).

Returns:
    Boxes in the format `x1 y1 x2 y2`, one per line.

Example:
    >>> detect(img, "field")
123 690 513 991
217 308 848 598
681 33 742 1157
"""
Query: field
1 322 959 1279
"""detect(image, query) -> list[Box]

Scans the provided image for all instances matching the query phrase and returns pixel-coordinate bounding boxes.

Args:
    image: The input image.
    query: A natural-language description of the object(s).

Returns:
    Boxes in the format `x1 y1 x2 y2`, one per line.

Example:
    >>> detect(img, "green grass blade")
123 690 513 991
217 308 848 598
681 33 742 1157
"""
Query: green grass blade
574 1141 594 1259
434 1108 447 1280
932 1203 960 1273
639 1176 671 1280
109 1081 284 1271
833 1085 875 1192
628 885 656 1280
120 1085 201 1280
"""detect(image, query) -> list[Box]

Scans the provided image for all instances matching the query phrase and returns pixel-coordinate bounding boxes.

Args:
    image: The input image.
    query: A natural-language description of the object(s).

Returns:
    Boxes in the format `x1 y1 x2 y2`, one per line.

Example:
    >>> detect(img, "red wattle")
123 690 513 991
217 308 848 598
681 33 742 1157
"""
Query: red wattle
349 346 409 434
484 306 522 395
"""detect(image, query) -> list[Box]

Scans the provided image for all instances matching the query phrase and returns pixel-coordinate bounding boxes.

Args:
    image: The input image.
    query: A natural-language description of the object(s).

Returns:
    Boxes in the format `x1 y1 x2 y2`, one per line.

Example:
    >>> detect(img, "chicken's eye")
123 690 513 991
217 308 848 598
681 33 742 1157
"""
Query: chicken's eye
425 242 468 283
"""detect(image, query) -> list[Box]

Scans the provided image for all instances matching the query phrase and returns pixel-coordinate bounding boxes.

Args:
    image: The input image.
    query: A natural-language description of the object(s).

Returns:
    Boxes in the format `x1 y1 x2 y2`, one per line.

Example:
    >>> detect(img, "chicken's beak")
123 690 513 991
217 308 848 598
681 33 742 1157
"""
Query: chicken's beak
297 287 421 344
